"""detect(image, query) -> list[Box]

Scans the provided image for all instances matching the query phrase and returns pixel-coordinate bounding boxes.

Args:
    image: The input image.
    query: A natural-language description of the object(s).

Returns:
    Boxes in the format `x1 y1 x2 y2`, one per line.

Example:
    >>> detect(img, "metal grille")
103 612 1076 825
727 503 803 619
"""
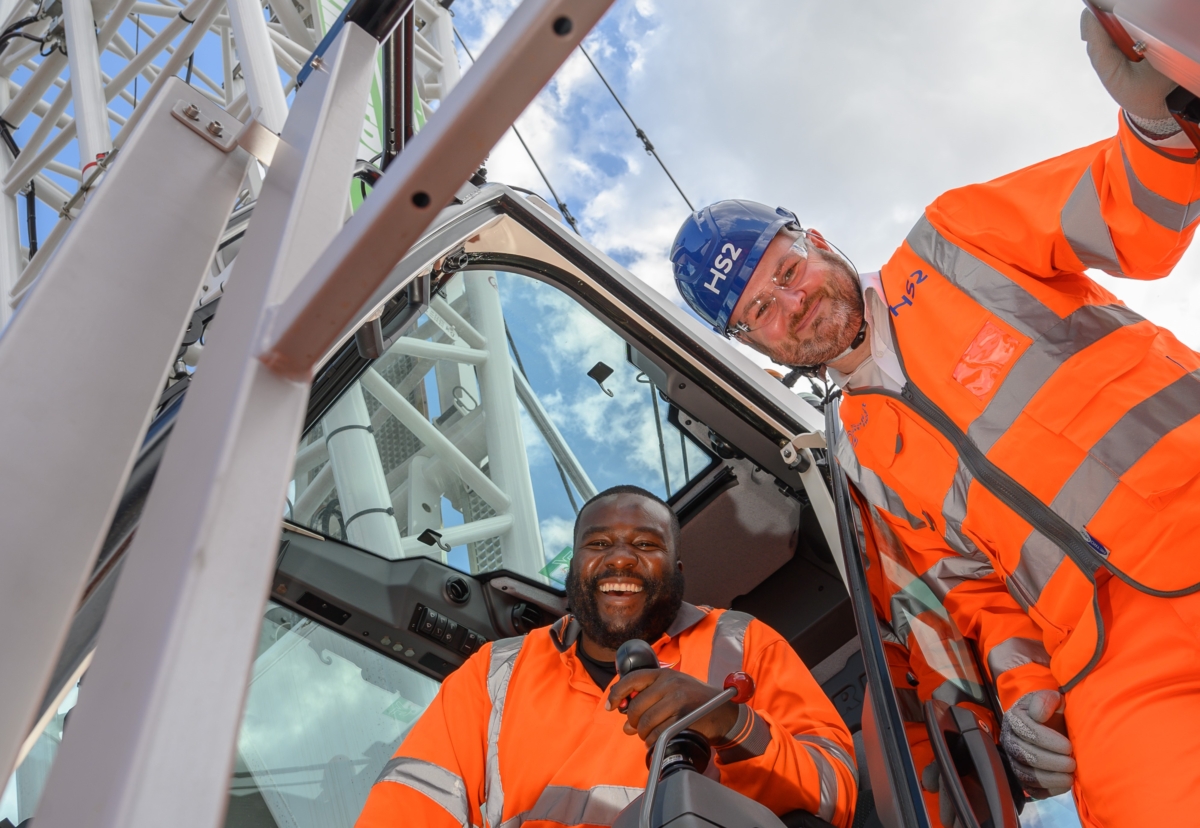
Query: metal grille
366 355 428 475
463 480 503 572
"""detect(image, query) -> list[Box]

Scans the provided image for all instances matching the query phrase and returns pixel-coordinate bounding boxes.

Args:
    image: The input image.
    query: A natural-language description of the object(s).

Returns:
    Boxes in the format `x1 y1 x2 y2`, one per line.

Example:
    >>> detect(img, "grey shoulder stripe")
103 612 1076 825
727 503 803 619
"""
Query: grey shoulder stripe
986 636 1051 682
707 611 753 686
800 743 839 823
795 734 859 788
906 215 1061 338
1061 167 1125 276
497 784 642 828
375 757 470 825
484 637 524 828
1122 145 1200 232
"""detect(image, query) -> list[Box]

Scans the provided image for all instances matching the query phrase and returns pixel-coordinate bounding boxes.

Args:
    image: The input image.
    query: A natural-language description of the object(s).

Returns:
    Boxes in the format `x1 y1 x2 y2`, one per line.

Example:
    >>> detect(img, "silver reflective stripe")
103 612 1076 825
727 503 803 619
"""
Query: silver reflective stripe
931 678 981 707
940 460 987 560
484 637 524 828
834 417 926 530
799 743 839 823
906 215 1062 339
715 708 772 764
1061 166 1124 275
965 303 1144 453
375 757 470 824
1121 145 1200 232
986 636 1051 681
920 555 995 601
795 734 859 788
497 784 642 828
1011 531 1067 606
1013 369 1200 600
707 610 752 685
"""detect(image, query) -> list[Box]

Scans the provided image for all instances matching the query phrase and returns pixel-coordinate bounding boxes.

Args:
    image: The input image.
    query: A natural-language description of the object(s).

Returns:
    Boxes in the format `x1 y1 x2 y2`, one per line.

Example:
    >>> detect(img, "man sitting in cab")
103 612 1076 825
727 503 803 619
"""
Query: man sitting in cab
356 485 858 828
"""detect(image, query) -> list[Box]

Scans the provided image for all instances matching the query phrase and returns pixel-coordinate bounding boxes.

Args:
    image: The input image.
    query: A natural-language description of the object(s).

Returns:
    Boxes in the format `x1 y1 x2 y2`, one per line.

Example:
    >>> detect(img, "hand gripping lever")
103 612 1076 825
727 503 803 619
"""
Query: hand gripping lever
638 670 755 828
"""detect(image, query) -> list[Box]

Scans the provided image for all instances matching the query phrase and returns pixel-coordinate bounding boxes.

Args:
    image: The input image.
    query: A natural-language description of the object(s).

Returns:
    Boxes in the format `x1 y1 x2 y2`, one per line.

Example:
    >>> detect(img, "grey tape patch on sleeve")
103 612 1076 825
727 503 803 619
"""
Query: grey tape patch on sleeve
795 734 859 788
1121 145 1200 232
800 743 839 823
483 637 524 828
707 611 752 686
920 556 995 601
375 757 470 825
1061 167 1125 276
986 636 1052 681
715 709 772 764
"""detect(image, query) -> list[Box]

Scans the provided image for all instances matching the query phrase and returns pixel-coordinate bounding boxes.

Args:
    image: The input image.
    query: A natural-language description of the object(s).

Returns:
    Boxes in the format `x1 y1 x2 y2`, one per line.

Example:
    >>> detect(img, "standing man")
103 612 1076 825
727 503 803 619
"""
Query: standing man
669 11 1200 828
356 486 858 828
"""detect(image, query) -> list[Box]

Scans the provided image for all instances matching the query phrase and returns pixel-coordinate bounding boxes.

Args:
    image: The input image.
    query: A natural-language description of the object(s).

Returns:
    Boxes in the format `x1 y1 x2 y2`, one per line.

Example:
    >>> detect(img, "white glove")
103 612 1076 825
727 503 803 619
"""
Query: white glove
999 690 1076 799
920 761 967 828
1081 8 1178 129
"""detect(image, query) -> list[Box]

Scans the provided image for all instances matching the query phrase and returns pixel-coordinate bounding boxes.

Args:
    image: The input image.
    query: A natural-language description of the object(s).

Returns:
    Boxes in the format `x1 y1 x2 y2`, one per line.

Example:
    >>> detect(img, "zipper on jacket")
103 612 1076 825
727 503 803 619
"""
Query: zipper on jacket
889 383 1106 581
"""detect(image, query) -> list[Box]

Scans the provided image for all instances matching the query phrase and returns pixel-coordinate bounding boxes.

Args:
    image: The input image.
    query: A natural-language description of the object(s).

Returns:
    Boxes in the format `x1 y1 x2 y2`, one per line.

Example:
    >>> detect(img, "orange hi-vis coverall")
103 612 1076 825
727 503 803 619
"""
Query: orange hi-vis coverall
355 604 858 828
833 112 1200 826
852 487 1051 826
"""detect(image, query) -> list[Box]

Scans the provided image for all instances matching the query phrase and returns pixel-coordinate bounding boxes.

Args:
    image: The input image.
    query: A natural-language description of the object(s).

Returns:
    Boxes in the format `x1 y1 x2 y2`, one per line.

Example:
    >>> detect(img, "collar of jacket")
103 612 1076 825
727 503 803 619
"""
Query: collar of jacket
548 602 709 656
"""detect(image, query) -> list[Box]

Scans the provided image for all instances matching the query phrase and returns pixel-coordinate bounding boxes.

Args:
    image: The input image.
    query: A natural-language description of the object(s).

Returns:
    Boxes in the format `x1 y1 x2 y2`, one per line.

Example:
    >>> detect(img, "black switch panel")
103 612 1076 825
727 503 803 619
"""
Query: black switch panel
409 603 488 656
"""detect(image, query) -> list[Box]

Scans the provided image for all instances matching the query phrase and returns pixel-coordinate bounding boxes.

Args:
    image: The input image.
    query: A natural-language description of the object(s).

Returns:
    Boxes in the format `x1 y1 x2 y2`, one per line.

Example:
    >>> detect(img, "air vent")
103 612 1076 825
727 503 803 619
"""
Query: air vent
445 576 471 604
512 602 544 634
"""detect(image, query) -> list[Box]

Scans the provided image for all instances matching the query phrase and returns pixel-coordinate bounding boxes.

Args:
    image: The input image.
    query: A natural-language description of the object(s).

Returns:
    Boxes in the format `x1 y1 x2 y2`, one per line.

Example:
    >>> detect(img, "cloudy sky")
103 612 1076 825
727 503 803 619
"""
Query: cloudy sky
450 0 1200 358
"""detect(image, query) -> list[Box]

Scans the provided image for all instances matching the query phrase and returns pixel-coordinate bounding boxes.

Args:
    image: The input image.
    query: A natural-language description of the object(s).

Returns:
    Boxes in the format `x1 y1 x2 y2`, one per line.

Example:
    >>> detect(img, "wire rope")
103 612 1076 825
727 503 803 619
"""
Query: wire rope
576 44 693 211
452 25 580 234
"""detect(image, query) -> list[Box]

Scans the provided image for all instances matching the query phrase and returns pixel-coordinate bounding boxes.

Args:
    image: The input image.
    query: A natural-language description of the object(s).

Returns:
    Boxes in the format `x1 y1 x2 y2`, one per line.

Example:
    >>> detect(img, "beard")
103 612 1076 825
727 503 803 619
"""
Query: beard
565 564 686 652
763 248 864 368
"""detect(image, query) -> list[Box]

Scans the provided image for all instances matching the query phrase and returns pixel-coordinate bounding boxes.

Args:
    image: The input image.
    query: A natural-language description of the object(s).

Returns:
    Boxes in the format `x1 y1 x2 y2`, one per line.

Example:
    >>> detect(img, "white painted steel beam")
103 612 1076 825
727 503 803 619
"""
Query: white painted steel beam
0 77 249 783
261 0 620 379
513 366 597 500
62 0 114 173
400 513 513 557
387 334 488 364
464 271 543 575
430 293 486 349
324 384 406 558
225 0 289 132
31 25 378 828
360 365 511 514
0 80 20 330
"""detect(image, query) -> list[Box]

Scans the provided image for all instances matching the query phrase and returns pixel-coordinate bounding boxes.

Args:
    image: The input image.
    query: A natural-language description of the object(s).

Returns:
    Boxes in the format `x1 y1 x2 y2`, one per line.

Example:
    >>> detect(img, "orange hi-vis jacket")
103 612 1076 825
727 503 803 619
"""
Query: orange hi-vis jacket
835 112 1200 692
355 604 858 828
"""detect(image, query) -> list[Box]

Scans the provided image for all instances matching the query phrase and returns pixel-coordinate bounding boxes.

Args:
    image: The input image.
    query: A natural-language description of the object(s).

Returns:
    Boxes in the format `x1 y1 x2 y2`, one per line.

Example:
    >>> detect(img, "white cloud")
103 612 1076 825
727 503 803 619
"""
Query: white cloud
457 0 1200 353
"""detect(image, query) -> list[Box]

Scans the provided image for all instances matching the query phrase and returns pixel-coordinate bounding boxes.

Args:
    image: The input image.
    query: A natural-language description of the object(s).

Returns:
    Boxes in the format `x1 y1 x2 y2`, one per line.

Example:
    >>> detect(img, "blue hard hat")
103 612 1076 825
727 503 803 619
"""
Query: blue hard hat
670 200 800 334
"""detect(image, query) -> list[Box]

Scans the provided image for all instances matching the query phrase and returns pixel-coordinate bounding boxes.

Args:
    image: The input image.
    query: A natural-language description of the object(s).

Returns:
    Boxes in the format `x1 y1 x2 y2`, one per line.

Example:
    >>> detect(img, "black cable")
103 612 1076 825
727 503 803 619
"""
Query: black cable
25 179 37 257
0 122 38 257
133 13 141 107
577 44 693 212
185 52 194 85
453 25 580 234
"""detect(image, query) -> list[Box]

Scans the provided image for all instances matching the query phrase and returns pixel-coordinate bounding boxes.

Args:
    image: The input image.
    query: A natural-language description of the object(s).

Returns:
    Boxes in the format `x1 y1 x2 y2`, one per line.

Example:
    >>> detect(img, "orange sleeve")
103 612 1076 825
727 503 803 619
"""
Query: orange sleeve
869 508 1059 712
355 645 493 828
712 620 858 828
927 112 1200 282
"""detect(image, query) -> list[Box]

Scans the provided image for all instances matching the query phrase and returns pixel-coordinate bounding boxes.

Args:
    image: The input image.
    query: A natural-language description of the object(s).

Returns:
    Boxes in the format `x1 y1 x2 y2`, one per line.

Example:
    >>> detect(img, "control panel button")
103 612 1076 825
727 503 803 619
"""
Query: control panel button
443 619 459 646
432 614 447 638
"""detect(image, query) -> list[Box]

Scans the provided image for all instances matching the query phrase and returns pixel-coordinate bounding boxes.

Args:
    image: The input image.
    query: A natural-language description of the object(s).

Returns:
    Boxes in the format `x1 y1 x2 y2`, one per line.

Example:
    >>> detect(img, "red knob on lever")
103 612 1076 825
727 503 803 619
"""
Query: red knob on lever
723 671 755 704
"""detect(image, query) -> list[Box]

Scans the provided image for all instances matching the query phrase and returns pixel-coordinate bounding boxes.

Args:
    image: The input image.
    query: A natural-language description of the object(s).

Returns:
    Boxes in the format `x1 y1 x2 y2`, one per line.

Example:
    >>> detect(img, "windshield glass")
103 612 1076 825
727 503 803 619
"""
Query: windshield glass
287 269 715 586
224 602 439 828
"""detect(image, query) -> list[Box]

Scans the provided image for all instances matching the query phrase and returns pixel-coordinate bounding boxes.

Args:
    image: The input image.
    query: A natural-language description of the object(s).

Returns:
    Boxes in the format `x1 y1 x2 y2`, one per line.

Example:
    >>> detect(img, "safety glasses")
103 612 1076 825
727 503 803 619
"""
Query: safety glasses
726 233 810 339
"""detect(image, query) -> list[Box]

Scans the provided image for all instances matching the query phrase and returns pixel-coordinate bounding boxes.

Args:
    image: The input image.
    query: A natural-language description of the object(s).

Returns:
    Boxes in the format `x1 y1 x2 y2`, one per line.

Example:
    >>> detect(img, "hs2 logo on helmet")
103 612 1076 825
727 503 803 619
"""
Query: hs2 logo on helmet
703 243 744 294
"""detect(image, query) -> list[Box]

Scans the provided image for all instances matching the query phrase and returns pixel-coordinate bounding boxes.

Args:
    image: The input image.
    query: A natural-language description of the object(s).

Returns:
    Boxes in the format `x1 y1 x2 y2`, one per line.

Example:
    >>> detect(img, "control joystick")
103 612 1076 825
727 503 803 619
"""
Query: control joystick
615 639 659 713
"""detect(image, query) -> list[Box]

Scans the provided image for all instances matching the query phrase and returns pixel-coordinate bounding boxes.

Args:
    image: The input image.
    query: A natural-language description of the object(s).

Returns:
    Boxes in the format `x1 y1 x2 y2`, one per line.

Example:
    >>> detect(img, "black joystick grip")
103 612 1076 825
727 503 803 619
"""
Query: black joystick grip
616 639 658 678
614 639 658 713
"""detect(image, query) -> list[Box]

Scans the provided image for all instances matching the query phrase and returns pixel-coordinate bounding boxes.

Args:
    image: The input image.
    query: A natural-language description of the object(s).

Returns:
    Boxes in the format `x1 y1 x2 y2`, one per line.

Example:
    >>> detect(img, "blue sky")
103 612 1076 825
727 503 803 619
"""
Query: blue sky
450 0 1200 363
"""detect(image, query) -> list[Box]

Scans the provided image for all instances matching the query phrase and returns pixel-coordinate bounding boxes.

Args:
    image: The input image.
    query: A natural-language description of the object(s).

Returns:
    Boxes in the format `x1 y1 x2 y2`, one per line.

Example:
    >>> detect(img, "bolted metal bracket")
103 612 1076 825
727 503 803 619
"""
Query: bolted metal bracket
781 430 825 470
171 96 242 153
234 108 282 166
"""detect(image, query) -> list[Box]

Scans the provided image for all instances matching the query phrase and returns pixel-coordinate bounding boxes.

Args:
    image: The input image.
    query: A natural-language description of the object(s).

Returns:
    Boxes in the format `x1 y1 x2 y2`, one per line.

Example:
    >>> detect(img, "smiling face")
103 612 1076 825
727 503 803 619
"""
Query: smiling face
566 494 685 659
729 228 864 367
